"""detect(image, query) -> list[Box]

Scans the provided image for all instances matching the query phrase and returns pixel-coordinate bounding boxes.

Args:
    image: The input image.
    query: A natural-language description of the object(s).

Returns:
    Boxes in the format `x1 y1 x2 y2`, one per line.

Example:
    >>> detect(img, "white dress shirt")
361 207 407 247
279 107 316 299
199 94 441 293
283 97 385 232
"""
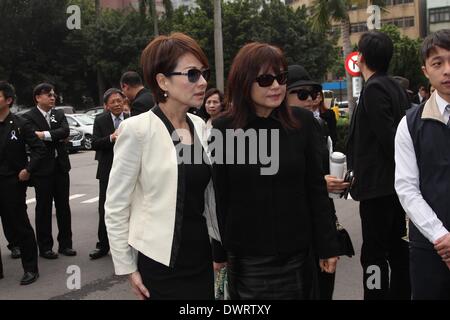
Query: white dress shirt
394 92 450 243
36 106 53 141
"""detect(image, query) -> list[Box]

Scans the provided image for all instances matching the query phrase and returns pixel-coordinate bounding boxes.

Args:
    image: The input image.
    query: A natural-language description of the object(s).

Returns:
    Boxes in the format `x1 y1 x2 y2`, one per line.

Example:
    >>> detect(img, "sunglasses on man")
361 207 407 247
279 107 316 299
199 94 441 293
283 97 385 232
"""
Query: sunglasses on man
255 71 288 87
290 89 320 101
165 68 211 83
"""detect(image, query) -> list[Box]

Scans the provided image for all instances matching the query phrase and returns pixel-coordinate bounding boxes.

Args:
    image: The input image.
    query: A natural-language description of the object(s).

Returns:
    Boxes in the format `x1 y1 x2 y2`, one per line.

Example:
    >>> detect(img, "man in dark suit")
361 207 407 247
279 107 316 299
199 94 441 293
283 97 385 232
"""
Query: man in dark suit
346 31 411 300
0 81 44 284
22 83 76 259
120 71 154 116
411 85 429 105
89 88 128 259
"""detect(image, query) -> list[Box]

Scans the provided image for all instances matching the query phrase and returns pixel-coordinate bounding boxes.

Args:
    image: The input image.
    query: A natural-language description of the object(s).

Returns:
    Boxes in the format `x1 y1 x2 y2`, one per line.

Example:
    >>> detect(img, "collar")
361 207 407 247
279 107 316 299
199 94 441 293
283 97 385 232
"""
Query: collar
0 111 12 125
246 108 281 126
422 91 448 124
111 112 124 122
37 105 51 117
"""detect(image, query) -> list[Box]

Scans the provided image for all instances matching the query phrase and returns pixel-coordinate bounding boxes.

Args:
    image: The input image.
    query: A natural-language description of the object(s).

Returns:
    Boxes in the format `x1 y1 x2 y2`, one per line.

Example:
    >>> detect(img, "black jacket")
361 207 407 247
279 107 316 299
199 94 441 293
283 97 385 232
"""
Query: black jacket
346 73 408 201
22 107 71 176
131 88 154 117
0 112 46 175
212 107 339 260
92 112 129 181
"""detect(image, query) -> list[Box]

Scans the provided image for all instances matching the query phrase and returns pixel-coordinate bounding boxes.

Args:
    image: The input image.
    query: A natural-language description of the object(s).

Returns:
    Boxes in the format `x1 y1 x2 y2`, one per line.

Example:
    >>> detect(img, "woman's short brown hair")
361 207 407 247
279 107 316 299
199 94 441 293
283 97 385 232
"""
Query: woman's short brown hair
224 42 298 129
141 32 209 104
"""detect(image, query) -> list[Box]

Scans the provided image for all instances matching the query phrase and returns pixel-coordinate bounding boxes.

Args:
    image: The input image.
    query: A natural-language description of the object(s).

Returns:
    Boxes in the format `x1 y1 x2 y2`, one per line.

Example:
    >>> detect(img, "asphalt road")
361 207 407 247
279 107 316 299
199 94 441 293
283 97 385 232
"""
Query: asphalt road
0 151 363 300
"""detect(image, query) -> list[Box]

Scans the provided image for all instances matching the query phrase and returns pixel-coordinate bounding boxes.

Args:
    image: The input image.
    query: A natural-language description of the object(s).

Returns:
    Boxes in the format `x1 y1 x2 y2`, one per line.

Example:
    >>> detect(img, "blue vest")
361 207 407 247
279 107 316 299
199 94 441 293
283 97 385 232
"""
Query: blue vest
406 104 450 249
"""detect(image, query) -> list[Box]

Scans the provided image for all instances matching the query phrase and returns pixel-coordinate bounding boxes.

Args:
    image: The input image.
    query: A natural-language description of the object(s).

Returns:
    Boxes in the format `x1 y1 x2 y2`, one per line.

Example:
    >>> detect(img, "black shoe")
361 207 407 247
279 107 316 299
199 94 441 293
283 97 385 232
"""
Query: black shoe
58 248 77 256
89 248 109 260
10 247 21 259
39 250 58 259
20 272 39 285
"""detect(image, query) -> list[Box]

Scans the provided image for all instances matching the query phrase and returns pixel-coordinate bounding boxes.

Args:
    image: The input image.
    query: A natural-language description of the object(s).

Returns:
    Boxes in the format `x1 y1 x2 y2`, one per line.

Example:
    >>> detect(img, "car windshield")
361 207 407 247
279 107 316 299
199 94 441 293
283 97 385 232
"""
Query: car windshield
73 114 94 126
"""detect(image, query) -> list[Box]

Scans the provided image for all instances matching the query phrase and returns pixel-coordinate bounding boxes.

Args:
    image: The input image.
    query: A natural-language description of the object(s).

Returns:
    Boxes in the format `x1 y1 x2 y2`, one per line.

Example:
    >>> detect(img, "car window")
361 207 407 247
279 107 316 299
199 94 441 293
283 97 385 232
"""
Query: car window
73 114 94 126
66 116 78 127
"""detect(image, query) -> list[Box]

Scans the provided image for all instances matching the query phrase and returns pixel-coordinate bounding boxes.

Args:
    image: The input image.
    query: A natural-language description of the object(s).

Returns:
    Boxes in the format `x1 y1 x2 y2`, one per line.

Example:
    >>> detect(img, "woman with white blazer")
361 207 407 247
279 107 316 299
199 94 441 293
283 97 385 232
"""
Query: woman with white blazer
104 33 220 300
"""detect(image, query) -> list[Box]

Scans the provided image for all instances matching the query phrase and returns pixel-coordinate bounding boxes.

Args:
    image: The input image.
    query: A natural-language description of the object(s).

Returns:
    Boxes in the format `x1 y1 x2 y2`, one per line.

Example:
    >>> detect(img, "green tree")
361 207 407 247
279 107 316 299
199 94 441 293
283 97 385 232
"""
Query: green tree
380 24 426 91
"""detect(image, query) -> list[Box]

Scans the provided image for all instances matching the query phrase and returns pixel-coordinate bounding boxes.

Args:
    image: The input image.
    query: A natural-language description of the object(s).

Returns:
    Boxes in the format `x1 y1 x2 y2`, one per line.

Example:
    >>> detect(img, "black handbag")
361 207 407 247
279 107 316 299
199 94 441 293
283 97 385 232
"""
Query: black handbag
335 221 355 257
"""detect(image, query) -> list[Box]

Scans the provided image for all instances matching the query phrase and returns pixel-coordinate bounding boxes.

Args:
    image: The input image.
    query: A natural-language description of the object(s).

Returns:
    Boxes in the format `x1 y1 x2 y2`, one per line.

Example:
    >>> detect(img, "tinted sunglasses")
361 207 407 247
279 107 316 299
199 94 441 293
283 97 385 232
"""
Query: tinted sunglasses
165 68 210 83
255 71 288 87
290 89 319 101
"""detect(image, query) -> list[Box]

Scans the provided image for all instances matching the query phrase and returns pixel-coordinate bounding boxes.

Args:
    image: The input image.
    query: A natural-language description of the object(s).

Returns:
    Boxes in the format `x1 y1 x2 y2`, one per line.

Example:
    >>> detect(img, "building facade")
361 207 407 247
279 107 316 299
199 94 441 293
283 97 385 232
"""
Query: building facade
428 0 450 33
289 0 426 44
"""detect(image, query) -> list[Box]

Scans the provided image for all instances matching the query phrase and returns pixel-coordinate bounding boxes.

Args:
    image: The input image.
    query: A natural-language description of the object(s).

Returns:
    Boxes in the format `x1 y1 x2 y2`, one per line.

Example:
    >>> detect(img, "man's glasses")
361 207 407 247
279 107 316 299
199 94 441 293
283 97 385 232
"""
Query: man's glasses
255 71 288 87
165 68 210 83
290 89 319 101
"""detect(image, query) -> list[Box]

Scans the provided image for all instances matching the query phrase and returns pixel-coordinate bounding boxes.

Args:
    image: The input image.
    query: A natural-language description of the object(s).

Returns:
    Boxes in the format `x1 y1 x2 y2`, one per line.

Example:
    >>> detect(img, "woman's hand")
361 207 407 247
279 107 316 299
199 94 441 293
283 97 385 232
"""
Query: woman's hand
129 271 150 300
213 262 227 272
325 175 350 193
319 257 338 274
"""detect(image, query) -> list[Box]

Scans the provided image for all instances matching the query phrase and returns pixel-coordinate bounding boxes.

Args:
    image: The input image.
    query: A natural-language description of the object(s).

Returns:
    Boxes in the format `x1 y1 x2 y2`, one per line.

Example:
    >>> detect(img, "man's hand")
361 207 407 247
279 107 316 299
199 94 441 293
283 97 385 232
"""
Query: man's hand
434 233 450 267
325 175 350 193
129 271 150 300
35 131 45 140
110 130 119 142
319 257 338 273
18 169 30 181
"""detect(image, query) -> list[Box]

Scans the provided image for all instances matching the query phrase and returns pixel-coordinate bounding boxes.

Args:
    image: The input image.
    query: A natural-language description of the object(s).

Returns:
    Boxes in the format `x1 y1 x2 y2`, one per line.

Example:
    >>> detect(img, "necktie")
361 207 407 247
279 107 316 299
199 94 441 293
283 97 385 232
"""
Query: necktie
114 117 121 130
45 113 51 127
446 105 450 127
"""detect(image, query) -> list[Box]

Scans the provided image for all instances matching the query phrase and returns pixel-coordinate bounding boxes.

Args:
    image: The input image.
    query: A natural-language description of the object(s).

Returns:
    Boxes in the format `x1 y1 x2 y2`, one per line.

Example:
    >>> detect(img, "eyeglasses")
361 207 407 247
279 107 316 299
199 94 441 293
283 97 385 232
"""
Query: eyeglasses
290 89 319 101
255 71 288 87
40 93 58 99
165 68 210 83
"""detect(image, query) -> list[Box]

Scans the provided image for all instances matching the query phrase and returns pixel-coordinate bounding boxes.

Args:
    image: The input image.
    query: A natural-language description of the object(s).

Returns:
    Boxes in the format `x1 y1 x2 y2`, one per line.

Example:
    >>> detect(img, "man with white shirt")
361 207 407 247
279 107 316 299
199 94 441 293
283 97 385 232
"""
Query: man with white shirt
22 83 76 259
89 88 128 260
395 29 450 299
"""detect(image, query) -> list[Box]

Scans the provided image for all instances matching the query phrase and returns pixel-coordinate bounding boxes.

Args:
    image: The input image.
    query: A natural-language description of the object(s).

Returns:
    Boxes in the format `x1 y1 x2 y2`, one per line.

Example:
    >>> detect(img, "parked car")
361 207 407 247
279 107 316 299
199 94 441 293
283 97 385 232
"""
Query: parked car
55 106 76 114
84 106 105 118
65 114 94 150
335 100 349 117
67 128 85 153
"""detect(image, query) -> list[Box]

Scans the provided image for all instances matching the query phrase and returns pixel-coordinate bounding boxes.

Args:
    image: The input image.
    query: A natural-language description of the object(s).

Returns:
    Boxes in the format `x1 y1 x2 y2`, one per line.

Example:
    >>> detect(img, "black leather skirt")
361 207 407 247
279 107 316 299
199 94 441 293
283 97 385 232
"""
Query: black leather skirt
227 251 315 300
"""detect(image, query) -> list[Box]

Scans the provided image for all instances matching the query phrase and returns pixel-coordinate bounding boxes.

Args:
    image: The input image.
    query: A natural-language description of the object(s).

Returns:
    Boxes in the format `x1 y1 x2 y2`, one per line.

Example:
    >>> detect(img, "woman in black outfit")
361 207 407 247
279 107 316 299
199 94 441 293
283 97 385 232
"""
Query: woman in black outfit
211 43 340 300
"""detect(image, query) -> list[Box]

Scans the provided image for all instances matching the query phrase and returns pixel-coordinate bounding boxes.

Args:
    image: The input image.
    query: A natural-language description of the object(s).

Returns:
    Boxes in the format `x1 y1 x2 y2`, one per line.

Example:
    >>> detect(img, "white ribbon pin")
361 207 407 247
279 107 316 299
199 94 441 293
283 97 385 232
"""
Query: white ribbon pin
10 130 18 140
50 115 57 123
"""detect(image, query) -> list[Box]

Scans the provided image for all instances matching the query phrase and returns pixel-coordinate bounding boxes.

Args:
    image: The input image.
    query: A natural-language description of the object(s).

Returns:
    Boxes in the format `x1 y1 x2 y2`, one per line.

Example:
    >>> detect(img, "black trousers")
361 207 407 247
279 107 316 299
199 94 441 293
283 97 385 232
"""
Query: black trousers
359 194 411 300
33 170 72 252
227 251 314 300
0 175 38 273
2 213 18 250
410 246 450 300
96 179 109 251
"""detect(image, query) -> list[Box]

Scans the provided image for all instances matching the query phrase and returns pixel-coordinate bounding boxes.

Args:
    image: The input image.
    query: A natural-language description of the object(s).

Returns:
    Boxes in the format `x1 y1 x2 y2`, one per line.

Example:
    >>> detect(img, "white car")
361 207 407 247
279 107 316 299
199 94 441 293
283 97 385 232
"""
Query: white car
65 114 94 150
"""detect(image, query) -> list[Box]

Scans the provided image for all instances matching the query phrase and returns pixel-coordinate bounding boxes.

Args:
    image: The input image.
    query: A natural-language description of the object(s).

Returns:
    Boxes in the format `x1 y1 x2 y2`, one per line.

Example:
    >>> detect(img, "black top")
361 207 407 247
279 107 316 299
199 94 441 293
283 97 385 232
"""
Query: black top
320 109 337 148
212 107 339 259
0 112 46 177
131 88 154 117
346 73 408 201
22 107 71 175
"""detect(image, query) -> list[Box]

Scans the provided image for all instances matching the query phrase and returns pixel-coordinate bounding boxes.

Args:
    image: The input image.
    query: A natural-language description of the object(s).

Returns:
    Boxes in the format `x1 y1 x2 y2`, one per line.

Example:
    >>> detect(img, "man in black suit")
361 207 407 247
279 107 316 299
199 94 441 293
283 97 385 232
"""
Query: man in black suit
0 81 44 284
411 85 429 105
120 71 154 116
346 31 411 300
89 88 128 259
22 83 76 259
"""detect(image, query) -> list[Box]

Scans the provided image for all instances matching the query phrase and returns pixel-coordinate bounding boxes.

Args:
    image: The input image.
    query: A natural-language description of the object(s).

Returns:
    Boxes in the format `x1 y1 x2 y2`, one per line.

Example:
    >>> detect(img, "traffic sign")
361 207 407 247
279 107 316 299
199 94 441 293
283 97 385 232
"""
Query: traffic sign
352 77 363 98
345 52 361 77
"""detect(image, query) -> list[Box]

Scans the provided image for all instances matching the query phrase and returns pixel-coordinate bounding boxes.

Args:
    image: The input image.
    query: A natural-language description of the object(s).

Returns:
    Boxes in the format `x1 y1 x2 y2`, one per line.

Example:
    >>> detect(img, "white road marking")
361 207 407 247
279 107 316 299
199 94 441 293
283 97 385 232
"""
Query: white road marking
81 197 99 204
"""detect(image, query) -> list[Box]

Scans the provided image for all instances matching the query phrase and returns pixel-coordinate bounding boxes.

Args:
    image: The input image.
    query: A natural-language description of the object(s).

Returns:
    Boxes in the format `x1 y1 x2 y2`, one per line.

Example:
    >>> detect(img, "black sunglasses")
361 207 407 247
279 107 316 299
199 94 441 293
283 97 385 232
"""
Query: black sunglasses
255 71 288 87
165 68 210 83
290 89 319 101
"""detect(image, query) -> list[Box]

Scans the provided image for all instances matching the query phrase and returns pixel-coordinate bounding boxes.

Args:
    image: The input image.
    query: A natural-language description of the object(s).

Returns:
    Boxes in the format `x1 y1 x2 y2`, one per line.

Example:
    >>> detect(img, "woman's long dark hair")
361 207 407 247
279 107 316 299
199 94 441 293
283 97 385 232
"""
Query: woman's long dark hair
224 42 299 130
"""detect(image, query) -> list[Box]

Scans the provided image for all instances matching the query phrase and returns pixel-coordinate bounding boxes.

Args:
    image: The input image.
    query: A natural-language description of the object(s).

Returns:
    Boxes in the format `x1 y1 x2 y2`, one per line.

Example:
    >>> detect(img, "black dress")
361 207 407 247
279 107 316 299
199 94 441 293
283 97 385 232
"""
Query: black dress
137 142 214 300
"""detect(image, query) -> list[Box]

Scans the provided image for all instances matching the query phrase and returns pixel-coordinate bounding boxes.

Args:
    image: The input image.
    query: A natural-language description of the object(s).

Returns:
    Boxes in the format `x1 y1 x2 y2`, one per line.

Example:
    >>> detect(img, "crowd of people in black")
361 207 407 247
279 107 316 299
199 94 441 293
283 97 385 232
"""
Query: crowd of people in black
1 28 449 300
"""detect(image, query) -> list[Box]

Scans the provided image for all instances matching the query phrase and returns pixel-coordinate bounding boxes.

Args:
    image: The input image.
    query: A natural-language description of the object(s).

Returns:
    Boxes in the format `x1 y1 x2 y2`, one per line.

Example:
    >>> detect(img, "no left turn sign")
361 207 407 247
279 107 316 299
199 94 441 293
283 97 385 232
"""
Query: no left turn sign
345 52 361 77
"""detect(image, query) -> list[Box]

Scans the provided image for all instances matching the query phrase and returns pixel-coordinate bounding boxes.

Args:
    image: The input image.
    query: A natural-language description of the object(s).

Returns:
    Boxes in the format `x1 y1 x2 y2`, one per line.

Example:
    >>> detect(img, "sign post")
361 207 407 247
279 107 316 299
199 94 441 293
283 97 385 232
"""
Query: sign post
345 52 363 99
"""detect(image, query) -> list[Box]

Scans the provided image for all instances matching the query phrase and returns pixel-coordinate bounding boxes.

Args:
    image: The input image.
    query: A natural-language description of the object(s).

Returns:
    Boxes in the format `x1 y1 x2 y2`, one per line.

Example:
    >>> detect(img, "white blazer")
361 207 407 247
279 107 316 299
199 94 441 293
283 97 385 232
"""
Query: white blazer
104 108 221 275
